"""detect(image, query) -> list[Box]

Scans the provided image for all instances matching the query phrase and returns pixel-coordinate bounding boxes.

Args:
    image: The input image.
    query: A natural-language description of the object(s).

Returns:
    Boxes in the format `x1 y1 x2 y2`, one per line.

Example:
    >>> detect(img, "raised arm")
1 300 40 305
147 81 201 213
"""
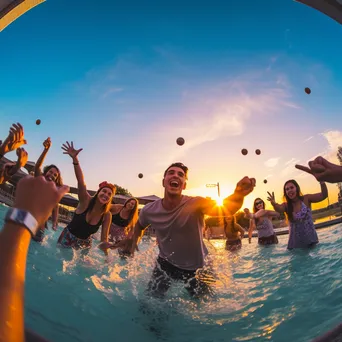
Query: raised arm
0 148 28 185
61 141 88 204
296 156 342 184
198 176 256 216
34 138 51 177
305 181 328 204
0 176 68 342
0 123 26 160
267 191 286 213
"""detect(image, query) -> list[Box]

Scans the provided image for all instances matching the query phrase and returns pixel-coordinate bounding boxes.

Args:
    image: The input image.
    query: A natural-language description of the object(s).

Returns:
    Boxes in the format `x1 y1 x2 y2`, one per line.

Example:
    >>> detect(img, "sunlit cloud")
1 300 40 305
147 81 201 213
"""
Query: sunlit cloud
318 130 342 162
264 158 280 168
281 158 301 177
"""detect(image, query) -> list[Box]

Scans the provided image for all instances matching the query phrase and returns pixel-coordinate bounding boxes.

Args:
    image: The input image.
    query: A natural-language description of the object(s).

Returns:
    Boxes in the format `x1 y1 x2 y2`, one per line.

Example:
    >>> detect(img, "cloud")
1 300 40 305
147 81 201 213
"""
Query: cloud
304 136 314 143
281 158 301 177
150 81 299 167
264 158 280 168
318 130 342 162
101 87 123 99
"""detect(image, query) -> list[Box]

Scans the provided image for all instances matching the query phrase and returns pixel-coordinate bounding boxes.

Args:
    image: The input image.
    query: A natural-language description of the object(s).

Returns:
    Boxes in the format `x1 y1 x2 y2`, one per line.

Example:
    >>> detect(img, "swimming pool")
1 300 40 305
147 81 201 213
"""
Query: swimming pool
1 203 341 342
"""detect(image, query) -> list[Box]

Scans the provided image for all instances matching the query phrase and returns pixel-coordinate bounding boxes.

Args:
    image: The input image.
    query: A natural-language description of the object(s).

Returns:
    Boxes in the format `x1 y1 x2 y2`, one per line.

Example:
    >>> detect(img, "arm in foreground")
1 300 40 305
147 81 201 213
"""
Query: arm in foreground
0 176 68 342
296 156 342 183
199 176 256 216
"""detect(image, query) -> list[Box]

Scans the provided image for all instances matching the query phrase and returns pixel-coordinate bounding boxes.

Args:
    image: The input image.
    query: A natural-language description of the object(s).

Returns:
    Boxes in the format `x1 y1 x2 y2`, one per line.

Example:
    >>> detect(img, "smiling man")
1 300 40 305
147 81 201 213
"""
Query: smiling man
120 162 255 298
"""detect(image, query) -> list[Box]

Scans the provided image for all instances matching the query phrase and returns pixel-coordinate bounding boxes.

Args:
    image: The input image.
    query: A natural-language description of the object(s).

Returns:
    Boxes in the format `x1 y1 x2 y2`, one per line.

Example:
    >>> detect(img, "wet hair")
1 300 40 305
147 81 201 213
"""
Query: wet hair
87 186 115 216
123 197 139 235
283 179 304 222
164 162 189 179
43 164 63 187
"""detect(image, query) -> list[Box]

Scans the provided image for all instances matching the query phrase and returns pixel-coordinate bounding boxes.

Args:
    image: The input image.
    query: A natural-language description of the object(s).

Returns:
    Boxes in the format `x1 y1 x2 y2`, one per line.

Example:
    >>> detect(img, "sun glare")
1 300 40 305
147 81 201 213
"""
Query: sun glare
215 196 224 206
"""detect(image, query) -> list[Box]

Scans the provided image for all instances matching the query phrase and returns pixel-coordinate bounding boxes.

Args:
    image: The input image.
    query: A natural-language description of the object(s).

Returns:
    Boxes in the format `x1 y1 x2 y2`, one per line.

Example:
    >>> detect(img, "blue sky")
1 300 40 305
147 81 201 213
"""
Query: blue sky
1 0 342 209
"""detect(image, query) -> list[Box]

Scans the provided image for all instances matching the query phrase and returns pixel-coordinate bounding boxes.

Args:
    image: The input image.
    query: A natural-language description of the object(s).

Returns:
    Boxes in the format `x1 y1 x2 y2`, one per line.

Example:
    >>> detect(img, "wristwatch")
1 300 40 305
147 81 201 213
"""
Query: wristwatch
5 208 38 236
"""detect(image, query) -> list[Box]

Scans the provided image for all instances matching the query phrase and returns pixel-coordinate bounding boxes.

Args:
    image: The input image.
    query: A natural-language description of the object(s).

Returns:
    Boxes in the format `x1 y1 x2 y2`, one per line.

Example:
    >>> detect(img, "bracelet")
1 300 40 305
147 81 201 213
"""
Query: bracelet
73 162 79 166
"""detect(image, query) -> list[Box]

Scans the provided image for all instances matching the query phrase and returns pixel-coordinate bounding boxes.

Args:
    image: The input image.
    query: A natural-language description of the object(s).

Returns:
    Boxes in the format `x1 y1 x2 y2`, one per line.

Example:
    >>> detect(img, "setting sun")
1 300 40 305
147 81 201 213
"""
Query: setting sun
215 196 224 206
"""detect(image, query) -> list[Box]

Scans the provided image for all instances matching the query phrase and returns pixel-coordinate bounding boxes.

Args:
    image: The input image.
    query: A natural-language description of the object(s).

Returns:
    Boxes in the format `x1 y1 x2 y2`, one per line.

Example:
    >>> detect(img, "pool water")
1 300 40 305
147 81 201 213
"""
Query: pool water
1 204 341 342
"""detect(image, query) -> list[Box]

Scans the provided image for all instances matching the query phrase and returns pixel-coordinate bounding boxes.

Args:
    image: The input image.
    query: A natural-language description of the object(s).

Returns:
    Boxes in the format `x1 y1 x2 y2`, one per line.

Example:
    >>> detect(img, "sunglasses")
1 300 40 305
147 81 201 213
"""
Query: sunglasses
255 201 263 206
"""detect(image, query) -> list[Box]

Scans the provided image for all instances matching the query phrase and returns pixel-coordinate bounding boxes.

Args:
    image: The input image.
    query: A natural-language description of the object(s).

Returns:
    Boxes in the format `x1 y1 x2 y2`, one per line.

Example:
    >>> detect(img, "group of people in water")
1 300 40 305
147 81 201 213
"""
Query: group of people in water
0 121 342 341
223 178 328 251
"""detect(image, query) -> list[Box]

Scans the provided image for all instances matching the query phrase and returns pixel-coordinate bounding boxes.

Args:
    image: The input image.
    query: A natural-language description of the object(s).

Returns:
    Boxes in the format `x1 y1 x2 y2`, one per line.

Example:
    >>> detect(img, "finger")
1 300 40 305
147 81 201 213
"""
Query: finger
308 161 325 173
12 123 20 131
295 164 312 174
77 148 83 154
250 178 256 187
71 141 74 149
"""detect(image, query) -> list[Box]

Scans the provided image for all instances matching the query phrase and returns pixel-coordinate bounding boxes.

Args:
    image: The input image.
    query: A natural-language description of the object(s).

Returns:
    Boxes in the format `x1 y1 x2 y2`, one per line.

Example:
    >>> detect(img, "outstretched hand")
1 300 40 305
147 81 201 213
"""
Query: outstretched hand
295 156 342 183
14 176 69 227
61 141 83 159
43 137 52 150
0 123 27 156
16 147 28 169
235 177 256 197
267 191 276 204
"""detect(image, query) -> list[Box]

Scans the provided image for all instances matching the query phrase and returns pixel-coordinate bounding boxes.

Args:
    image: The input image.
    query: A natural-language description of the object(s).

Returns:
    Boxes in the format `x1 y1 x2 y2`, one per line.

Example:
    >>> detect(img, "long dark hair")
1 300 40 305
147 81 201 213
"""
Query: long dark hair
283 179 304 222
43 164 63 187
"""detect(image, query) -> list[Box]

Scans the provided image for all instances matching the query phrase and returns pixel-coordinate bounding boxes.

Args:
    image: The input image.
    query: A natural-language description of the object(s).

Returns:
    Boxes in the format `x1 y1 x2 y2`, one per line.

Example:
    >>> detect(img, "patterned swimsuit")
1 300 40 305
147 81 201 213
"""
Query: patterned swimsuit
287 202 318 249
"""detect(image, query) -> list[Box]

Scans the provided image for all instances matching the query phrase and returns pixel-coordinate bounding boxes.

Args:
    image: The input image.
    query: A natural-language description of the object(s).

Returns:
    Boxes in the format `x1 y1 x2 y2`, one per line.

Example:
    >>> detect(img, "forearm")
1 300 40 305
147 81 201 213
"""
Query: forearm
72 158 86 186
34 149 49 176
319 182 328 199
52 206 59 228
0 223 31 342
255 209 279 219
248 227 253 239
270 202 285 213
223 191 245 216
130 226 145 253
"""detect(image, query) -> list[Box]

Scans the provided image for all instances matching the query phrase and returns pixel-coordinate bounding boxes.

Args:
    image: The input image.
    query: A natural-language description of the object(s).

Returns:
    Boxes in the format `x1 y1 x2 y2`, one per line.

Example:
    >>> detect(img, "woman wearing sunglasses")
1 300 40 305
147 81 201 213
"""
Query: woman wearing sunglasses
244 198 279 245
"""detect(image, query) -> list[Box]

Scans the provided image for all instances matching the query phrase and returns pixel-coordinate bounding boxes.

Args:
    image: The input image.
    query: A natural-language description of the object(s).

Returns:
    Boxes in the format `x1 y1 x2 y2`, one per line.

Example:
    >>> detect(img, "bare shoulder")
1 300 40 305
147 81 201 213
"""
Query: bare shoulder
110 203 123 214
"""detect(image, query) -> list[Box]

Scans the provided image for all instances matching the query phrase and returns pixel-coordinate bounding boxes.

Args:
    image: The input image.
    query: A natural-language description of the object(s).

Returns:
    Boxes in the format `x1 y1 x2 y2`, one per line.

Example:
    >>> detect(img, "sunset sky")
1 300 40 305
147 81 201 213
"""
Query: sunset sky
1 0 342 210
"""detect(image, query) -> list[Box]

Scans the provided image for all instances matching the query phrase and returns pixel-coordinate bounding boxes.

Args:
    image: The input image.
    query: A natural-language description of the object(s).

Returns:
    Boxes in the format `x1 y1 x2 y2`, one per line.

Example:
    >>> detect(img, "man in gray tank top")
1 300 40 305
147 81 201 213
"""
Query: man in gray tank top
119 162 255 298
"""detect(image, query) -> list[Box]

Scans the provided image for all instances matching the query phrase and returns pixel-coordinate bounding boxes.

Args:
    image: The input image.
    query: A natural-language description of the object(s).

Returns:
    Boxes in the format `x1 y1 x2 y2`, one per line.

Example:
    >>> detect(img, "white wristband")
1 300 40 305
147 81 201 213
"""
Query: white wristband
5 208 39 236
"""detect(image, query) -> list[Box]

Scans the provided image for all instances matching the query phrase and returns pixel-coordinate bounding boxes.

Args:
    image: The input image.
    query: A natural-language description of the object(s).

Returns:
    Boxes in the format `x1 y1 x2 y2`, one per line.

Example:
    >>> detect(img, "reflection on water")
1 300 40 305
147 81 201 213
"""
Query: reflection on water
0 205 342 342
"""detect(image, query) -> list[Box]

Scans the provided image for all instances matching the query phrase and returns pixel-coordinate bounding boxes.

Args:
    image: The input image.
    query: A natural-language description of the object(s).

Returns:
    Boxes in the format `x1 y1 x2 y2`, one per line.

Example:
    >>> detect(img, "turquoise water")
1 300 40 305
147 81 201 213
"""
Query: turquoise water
1 203 341 342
